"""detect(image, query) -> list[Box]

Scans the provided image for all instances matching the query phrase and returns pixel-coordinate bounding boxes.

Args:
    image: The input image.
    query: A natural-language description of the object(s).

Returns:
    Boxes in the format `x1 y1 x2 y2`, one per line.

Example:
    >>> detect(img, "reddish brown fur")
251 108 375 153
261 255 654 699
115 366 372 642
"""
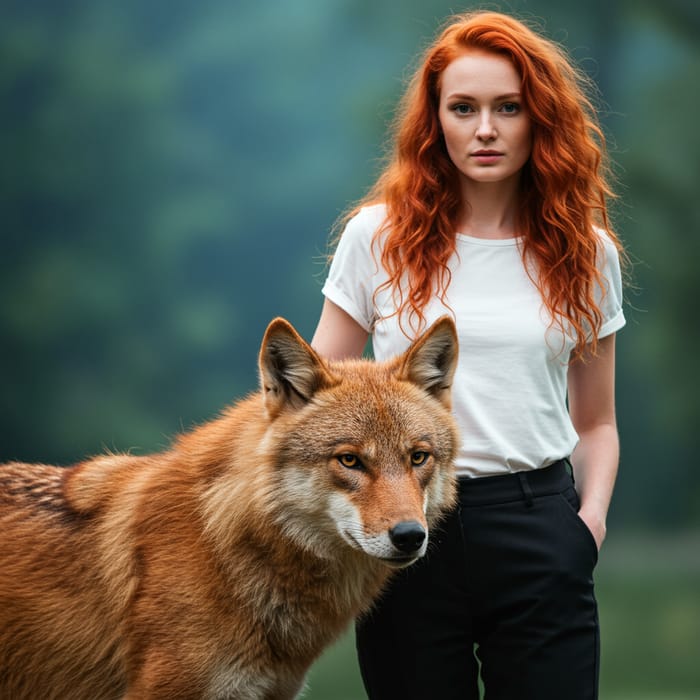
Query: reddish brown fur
0 317 459 699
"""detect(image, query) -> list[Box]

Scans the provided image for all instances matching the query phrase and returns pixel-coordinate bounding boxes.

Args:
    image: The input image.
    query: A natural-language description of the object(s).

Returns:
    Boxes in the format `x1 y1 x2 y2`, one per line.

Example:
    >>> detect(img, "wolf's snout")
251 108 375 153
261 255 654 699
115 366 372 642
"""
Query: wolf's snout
389 521 426 553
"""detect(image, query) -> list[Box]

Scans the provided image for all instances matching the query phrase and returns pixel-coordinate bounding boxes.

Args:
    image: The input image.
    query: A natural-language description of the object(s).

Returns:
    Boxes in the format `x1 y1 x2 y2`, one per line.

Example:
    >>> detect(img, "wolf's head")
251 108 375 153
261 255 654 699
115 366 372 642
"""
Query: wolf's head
258 317 460 569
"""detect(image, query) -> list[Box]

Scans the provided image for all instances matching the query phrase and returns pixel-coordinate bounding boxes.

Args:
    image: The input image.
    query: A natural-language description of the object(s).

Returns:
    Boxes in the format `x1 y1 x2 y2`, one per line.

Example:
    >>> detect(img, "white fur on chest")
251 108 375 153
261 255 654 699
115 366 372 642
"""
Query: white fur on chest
206 664 304 700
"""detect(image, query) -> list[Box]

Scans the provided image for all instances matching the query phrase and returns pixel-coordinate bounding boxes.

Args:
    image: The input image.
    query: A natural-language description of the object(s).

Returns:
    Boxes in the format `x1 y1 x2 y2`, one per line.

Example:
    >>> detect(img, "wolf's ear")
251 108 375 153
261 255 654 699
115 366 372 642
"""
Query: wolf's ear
399 316 458 409
259 318 336 417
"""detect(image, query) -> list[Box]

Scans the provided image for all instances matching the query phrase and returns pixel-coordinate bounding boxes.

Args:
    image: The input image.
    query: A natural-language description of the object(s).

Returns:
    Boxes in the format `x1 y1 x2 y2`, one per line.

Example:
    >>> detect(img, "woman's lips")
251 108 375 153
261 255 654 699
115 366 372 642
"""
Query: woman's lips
471 150 504 164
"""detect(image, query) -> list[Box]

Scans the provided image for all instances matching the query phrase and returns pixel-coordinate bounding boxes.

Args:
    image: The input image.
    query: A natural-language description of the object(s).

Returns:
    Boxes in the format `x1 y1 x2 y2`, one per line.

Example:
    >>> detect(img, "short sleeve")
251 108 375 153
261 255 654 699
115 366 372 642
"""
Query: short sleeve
321 206 386 333
596 233 626 338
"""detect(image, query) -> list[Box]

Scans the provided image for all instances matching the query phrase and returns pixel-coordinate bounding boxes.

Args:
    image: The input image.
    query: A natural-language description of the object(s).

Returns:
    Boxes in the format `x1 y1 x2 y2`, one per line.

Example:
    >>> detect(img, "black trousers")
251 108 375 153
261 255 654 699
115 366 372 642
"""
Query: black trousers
356 460 600 700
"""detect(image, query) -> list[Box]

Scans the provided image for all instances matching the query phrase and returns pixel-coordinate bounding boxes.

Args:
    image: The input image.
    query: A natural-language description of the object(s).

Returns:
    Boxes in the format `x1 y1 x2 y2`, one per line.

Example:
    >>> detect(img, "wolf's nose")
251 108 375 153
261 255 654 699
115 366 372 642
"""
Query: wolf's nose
389 521 426 553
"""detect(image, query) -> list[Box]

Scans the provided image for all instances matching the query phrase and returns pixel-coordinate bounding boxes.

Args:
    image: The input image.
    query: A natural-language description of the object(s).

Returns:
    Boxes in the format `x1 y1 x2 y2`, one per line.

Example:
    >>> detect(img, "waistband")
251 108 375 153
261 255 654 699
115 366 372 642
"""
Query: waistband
457 459 572 507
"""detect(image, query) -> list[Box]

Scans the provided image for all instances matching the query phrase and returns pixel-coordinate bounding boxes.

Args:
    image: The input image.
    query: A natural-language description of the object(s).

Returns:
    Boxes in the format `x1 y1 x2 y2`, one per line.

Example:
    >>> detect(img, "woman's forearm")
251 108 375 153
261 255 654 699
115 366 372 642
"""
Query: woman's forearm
570 422 620 549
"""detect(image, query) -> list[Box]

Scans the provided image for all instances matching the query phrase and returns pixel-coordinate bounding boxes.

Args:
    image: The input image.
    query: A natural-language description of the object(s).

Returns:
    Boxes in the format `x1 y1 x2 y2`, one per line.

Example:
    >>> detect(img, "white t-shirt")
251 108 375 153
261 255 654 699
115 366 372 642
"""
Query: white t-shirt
321 203 626 478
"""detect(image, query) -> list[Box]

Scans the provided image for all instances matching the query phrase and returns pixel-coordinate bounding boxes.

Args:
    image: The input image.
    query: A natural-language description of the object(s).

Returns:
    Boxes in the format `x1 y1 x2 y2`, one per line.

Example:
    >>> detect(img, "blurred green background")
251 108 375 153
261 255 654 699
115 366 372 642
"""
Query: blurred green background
1 0 698 697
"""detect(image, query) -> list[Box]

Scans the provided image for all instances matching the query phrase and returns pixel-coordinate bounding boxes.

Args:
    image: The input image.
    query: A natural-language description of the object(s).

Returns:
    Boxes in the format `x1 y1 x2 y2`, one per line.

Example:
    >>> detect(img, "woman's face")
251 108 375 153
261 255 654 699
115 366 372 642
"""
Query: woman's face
438 50 532 188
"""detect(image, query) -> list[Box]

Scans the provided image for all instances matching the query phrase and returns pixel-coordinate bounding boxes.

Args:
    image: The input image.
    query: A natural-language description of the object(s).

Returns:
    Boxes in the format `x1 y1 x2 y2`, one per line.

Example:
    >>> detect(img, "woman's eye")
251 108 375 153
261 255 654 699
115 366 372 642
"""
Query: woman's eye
500 102 520 114
338 454 362 469
452 103 473 115
411 451 429 467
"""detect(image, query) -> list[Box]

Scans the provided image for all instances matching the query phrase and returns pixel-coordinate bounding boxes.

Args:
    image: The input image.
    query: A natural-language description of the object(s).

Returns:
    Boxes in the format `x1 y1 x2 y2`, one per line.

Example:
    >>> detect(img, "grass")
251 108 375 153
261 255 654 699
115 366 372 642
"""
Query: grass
302 531 700 699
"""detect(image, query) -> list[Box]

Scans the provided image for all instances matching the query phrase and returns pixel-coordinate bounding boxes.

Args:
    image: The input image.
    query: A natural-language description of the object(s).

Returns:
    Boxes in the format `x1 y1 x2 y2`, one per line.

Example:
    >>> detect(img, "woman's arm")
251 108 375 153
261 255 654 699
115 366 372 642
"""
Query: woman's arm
311 299 369 360
567 332 620 551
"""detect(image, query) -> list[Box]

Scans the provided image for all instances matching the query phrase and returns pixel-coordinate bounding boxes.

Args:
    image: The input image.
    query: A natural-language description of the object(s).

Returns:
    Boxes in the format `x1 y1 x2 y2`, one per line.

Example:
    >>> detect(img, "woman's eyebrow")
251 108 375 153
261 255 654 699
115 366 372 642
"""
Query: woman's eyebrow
445 91 522 101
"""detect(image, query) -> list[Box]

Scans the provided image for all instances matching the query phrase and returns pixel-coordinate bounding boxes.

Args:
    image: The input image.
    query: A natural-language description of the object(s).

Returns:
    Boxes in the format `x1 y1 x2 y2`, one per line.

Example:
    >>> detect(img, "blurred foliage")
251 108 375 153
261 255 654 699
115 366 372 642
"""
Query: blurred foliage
1 0 699 522
0 3 699 527
1 0 699 697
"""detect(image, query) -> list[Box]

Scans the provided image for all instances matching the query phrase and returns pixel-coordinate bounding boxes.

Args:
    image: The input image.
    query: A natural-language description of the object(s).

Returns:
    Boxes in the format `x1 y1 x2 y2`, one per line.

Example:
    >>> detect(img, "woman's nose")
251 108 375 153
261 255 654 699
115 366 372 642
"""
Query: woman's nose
476 112 497 141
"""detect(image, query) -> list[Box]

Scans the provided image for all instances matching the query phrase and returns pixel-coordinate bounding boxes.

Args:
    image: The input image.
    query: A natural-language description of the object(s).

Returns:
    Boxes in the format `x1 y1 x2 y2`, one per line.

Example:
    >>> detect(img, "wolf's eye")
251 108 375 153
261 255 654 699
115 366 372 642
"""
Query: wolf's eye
337 454 363 470
411 451 429 467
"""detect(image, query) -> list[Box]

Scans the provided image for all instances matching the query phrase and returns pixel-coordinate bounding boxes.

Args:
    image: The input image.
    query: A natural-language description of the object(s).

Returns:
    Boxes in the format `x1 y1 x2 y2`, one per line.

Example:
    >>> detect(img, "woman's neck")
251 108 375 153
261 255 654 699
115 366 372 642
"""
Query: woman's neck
456 178 521 240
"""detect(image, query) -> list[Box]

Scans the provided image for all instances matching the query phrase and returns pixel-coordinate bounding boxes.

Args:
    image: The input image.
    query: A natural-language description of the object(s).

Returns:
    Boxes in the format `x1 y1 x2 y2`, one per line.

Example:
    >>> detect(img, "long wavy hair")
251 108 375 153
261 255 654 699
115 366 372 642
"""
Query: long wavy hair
336 10 624 359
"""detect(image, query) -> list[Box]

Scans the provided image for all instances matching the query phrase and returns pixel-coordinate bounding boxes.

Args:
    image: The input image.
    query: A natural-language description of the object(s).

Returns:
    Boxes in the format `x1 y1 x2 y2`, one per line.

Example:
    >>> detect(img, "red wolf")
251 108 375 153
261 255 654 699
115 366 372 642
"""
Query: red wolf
0 316 459 699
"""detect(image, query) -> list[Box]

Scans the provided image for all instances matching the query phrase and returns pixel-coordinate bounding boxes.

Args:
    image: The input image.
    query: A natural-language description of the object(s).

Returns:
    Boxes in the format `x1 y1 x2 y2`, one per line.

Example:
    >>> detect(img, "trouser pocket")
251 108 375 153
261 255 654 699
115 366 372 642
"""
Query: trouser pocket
558 484 599 566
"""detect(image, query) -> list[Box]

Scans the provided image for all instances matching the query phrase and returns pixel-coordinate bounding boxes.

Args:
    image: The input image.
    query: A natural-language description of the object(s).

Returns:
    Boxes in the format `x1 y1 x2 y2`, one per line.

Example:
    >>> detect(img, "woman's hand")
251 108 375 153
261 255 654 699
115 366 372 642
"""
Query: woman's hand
577 504 607 551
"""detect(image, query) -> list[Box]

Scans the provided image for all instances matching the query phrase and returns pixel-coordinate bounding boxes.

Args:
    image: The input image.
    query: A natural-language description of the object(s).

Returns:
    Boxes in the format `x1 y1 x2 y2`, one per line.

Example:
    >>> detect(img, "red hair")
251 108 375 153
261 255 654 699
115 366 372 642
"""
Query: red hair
337 11 624 359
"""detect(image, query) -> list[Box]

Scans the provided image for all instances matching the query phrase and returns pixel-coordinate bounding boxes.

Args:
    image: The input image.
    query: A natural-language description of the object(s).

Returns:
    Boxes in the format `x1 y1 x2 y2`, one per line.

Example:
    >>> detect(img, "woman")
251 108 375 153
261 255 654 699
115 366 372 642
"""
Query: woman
311 11 625 700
